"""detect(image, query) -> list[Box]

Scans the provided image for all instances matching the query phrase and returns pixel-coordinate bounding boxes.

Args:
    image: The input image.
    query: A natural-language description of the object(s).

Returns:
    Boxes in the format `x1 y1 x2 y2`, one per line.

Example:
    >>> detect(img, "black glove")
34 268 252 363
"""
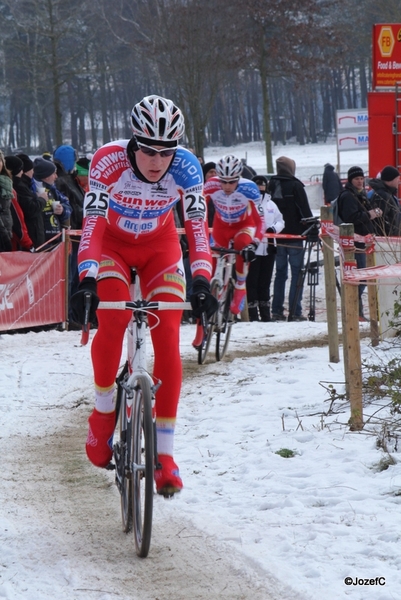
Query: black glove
70 277 99 325
265 227 275 234
241 243 258 262
190 276 218 319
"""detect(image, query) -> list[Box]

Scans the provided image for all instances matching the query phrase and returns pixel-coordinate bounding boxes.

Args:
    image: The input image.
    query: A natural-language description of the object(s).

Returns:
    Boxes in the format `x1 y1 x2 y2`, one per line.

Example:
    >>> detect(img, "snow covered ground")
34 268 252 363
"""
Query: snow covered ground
2 141 400 600
1 321 400 600
204 137 369 182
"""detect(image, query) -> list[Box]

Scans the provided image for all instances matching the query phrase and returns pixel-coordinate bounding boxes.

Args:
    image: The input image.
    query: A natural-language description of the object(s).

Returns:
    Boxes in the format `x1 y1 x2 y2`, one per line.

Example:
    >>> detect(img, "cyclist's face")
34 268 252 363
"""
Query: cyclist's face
135 145 175 182
219 179 239 194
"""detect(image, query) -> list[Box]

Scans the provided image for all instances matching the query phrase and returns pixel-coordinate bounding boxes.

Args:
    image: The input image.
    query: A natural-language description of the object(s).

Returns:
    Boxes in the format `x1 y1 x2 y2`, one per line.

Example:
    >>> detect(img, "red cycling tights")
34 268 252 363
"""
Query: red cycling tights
92 278 182 420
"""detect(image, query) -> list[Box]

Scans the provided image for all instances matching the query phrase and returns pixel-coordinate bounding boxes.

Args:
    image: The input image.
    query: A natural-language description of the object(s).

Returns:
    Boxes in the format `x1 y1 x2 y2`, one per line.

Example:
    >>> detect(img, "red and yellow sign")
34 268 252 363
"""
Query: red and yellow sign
372 24 401 88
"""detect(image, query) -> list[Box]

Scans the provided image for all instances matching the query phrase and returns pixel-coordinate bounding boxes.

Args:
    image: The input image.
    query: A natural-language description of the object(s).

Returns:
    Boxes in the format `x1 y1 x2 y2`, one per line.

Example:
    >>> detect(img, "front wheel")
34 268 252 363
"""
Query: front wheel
198 280 220 365
216 279 234 361
114 363 132 533
131 374 154 558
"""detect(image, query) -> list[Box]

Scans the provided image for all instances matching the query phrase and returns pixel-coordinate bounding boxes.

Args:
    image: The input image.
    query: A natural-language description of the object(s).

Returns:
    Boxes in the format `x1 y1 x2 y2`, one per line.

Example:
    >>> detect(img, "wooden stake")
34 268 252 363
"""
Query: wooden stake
339 223 363 431
321 206 339 362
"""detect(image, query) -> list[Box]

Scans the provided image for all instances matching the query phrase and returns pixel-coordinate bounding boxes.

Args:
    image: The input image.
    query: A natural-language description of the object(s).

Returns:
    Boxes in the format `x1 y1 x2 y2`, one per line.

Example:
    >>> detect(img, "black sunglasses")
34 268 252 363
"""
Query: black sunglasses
220 178 239 185
137 141 176 158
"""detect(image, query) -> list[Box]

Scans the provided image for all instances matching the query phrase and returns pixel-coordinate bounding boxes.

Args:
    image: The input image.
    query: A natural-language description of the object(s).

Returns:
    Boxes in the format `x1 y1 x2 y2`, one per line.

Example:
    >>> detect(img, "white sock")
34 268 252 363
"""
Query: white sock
156 419 175 456
94 387 115 413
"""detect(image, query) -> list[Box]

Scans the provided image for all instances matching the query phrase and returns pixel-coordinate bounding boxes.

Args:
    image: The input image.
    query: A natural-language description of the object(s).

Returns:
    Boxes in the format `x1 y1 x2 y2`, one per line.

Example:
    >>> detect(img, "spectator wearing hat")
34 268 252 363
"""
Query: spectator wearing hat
269 156 313 321
16 153 34 178
6 155 47 248
53 145 84 232
246 176 285 321
75 157 90 192
53 146 86 328
322 163 343 205
203 162 217 182
202 162 217 228
240 160 257 181
33 157 72 250
0 149 14 252
368 165 401 237
336 166 383 320
0 150 33 252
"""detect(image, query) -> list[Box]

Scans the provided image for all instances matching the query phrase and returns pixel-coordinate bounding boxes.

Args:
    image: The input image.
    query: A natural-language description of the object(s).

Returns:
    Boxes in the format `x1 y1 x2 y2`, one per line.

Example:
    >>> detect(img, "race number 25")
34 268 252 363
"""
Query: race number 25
185 193 206 219
84 190 109 218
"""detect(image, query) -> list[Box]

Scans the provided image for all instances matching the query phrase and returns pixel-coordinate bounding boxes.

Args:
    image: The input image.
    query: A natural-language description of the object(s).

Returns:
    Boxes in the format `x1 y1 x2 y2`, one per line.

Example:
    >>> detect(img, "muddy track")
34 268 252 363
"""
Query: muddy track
5 420 281 599
182 326 373 378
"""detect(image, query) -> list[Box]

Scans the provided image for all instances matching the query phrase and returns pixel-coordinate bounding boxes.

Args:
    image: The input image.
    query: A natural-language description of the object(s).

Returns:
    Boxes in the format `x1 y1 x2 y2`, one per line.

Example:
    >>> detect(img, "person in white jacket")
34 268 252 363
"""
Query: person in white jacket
246 176 285 321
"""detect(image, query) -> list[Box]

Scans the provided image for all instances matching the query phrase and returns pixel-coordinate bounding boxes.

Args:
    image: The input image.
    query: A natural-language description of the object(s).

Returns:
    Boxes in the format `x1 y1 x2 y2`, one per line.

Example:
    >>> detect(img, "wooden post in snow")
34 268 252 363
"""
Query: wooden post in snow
366 245 380 347
320 206 339 362
339 223 363 431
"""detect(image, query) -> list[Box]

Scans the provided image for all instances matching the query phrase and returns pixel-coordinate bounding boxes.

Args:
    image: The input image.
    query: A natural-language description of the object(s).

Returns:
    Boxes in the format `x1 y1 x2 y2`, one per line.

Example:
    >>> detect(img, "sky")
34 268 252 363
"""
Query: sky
2 140 400 600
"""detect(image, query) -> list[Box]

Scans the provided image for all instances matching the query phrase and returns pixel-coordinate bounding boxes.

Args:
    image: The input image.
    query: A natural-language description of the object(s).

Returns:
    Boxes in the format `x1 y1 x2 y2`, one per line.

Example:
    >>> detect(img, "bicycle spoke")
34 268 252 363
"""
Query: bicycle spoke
198 281 220 364
114 366 133 534
131 375 154 558
216 280 234 361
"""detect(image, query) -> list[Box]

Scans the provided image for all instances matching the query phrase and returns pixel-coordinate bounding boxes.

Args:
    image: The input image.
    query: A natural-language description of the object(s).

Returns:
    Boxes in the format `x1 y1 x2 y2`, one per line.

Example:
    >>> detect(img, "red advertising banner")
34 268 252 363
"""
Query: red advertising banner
372 24 401 89
0 245 66 331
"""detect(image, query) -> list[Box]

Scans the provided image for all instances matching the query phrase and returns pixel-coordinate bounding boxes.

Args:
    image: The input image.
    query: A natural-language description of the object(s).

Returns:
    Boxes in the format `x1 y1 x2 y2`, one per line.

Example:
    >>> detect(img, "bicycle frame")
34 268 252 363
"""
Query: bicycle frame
197 247 238 364
99 281 192 460
92 274 191 557
211 249 236 320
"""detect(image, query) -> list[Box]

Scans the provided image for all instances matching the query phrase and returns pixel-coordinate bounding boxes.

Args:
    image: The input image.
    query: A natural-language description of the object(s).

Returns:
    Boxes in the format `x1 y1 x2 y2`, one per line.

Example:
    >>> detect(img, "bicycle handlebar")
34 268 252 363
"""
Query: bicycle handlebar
80 300 192 346
97 300 193 311
210 246 240 255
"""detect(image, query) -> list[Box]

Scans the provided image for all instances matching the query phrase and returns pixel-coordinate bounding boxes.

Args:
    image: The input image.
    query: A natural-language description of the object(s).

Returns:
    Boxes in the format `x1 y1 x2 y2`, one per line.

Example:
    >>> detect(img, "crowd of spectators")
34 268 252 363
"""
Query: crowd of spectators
0 146 90 328
2 144 400 328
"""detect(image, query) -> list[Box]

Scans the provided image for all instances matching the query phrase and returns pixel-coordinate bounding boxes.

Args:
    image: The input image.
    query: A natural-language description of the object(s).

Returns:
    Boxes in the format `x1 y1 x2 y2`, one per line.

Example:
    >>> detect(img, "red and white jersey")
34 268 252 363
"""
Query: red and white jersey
78 140 212 281
204 176 265 241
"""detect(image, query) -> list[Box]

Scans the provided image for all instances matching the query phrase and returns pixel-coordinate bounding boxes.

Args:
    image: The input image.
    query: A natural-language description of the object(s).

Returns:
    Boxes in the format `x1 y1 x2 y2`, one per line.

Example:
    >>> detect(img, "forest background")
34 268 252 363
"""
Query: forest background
0 0 399 172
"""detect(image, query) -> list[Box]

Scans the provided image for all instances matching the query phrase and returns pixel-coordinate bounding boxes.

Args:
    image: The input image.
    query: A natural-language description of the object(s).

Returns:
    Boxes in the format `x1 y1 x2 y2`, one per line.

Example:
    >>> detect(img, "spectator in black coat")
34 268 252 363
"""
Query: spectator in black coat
322 163 343 205
368 165 401 237
337 166 383 320
6 155 47 249
53 145 86 328
269 156 313 321
0 150 13 252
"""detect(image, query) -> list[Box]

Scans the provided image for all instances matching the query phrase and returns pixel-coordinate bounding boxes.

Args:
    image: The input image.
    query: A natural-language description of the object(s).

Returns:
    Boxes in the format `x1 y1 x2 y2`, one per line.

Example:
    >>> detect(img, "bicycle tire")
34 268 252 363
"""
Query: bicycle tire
216 278 235 361
198 280 220 365
131 374 154 558
115 364 133 534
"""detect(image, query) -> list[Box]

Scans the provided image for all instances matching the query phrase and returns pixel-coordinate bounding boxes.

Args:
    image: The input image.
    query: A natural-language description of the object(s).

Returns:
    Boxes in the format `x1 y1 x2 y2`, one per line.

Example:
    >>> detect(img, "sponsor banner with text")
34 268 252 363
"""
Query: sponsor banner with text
0 245 65 331
373 23 401 89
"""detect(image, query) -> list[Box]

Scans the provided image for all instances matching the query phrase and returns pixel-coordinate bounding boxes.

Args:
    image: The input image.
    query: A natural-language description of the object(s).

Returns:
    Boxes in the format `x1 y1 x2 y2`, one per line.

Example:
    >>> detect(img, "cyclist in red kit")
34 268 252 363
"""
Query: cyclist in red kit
71 95 217 495
204 155 264 314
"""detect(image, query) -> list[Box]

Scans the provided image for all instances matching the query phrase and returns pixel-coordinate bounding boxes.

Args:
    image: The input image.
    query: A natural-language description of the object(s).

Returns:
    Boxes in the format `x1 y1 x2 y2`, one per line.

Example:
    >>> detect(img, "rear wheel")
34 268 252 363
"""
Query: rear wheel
198 280 220 365
131 374 154 558
216 279 234 361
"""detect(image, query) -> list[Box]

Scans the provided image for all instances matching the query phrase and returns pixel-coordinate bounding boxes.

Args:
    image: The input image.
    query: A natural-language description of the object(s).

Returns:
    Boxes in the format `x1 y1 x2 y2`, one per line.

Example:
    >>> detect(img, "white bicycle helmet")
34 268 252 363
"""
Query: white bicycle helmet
130 95 185 145
216 154 243 180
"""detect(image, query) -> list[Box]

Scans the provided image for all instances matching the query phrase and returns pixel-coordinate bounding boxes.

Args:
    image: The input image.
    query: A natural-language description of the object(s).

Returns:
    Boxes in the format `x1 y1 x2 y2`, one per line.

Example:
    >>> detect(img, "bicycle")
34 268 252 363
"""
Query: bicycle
197 247 239 364
81 272 191 558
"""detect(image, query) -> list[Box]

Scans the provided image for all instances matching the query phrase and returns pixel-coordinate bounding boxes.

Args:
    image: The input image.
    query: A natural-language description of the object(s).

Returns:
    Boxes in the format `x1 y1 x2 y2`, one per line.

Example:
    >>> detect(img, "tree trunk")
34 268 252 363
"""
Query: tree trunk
259 52 273 173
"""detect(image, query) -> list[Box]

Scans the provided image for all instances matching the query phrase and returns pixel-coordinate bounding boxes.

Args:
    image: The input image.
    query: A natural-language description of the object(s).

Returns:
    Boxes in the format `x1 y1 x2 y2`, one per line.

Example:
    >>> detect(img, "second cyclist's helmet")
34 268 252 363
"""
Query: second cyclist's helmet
216 154 243 180
130 95 185 146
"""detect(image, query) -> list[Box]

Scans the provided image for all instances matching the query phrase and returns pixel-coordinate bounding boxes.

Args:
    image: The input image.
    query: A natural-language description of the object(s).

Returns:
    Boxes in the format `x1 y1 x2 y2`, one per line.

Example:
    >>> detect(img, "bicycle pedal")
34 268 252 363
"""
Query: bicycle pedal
105 462 116 471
